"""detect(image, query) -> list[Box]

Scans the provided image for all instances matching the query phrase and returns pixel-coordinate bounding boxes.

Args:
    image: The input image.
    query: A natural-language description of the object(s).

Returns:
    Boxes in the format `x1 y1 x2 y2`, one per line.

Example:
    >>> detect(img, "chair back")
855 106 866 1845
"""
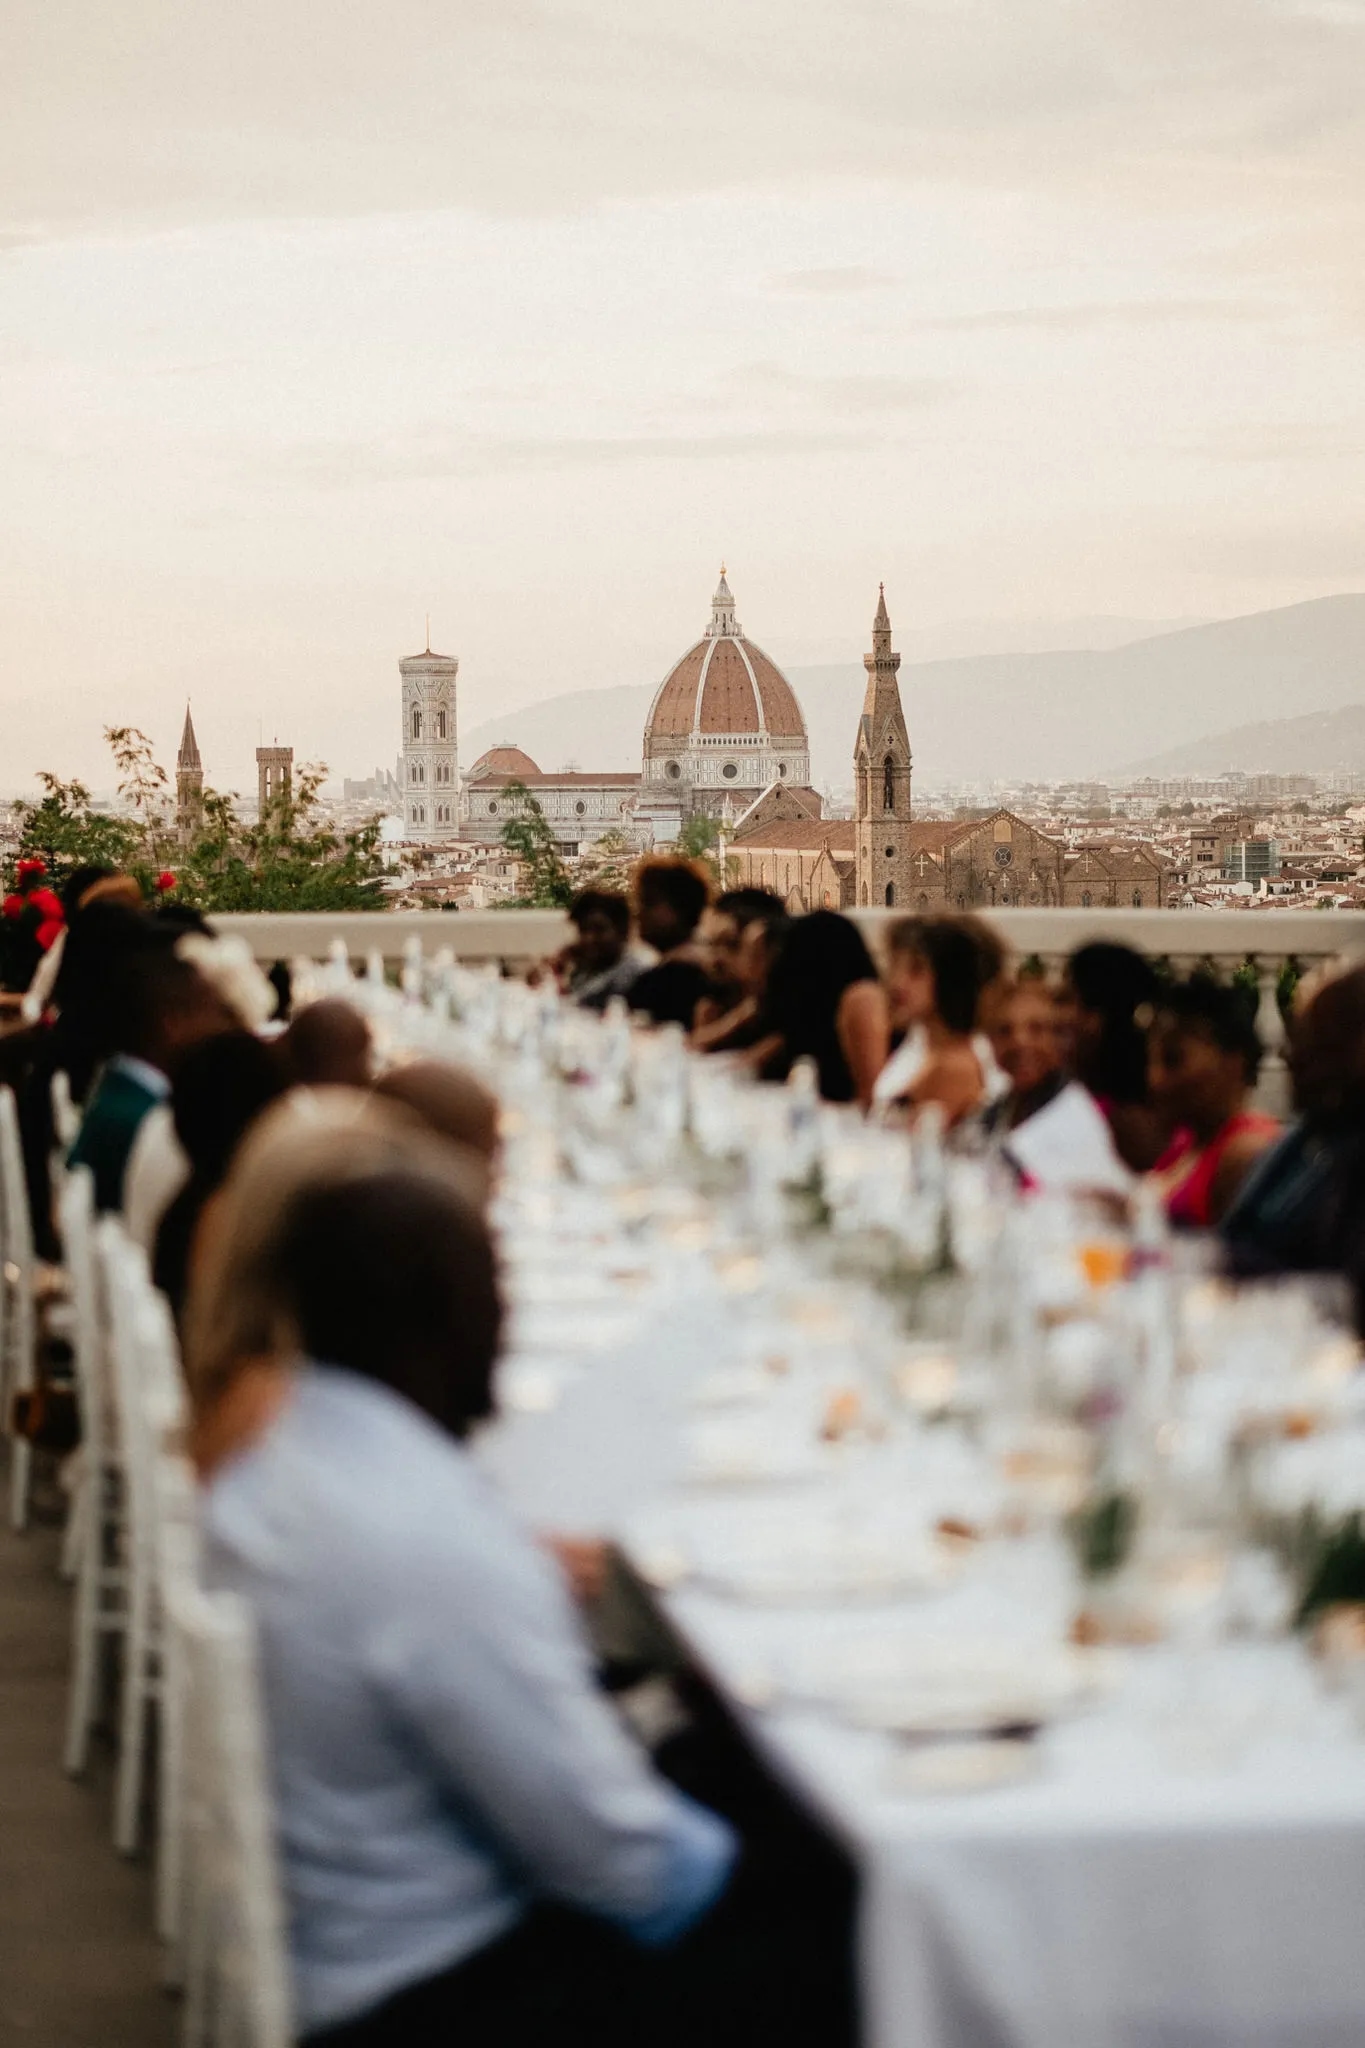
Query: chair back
59 1167 110 1464
0 1084 37 1525
50 1068 80 1151
98 1222 186 1597
0 1084 36 1370
169 1578 293 2048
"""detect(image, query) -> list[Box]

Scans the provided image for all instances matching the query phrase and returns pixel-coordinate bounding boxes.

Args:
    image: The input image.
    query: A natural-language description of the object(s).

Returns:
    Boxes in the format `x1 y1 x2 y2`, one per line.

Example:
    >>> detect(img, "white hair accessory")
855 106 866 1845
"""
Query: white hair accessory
175 932 277 1031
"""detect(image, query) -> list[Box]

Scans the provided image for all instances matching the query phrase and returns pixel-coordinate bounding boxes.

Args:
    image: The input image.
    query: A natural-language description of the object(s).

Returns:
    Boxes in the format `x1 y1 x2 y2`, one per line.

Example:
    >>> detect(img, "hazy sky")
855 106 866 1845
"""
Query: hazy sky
3 0 1363 793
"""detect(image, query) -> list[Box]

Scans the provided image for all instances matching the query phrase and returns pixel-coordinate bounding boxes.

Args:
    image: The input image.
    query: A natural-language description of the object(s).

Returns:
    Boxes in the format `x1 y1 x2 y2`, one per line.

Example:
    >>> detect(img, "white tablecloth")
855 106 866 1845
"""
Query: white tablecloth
478 1241 1365 2048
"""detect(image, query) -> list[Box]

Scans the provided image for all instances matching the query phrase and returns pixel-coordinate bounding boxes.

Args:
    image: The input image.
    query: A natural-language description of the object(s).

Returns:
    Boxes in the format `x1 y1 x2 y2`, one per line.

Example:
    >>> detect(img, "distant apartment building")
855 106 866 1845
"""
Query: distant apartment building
1223 839 1281 883
1190 816 1257 869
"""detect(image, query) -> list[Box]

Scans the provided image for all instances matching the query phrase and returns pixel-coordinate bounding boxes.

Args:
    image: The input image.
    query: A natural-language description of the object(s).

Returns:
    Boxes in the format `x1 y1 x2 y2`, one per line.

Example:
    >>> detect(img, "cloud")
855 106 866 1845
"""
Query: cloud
719 363 953 411
773 267 897 295
911 298 1275 334
1180 423 1365 462
3 0 1363 237
271 424 890 486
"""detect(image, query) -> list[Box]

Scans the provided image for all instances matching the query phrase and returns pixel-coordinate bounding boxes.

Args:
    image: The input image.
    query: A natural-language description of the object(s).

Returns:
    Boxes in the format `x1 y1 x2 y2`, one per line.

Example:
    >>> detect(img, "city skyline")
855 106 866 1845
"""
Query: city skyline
3 1 1364 792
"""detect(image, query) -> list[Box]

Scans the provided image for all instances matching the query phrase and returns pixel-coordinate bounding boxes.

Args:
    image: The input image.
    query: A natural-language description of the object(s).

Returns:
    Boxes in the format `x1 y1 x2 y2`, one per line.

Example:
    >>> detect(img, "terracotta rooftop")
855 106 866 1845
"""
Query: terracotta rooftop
466 745 543 781
646 634 807 742
515 771 640 788
732 820 856 852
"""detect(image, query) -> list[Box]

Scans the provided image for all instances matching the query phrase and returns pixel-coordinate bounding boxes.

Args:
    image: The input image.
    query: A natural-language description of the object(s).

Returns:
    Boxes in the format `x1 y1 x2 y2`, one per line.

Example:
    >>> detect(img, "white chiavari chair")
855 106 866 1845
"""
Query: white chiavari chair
1 1084 38 1531
98 1219 187 1856
48 1068 79 1223
61 1165 129 1776
170 1577 292 2048
50 1068 80 1151
152 1442 199 1969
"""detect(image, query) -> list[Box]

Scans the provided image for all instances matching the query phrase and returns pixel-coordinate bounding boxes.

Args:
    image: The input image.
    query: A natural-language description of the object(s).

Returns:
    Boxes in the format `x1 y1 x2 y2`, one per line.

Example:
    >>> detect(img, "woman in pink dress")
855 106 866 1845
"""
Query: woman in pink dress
1147 979 1281 1228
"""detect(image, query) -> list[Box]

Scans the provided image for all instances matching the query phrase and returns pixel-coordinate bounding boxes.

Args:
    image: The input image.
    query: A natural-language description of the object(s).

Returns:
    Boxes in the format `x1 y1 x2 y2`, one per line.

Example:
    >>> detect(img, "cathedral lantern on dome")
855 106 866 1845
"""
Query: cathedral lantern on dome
637 569 814 834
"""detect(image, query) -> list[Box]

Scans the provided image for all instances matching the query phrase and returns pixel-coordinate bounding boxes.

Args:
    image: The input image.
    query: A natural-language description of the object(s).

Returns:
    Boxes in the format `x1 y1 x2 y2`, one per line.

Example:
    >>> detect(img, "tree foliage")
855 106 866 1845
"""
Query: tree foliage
574 825 636 895
8 727 387 911
675 811 736 883
497 780 574 907
12 775 141 884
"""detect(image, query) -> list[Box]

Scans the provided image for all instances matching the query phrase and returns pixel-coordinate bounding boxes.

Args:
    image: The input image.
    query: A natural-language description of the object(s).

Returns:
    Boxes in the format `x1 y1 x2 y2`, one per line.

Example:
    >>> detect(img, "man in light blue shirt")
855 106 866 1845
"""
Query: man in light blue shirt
204 1363 735 2038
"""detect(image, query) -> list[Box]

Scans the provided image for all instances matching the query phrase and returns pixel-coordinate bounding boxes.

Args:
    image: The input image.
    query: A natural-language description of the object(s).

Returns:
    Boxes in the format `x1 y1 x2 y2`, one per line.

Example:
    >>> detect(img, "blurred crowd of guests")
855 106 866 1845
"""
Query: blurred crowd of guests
4 849 1365 2043
552 856 1365 1274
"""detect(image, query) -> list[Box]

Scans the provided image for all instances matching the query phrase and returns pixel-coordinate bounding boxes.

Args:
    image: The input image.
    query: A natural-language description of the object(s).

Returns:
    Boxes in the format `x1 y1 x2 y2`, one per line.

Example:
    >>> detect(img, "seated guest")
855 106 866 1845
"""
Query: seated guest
0 898 151 1256
1061 942 1168 1171
69 940 236 1210
695 889 785 1017
984 977 1131 1194
559 890 643 1011
1148 979 1280 1228
153 1031 288 1316
20 865 143 1024
374 1059 501 1203
47 900 154 1105
0 857 65 996
692 891 788 1053
125 932 280 1251
1223 965 1365 1274
874 914 1006 1115
283 997 374 1088
626 859 713 1028
186 1102 738 2047
758 910 889 1107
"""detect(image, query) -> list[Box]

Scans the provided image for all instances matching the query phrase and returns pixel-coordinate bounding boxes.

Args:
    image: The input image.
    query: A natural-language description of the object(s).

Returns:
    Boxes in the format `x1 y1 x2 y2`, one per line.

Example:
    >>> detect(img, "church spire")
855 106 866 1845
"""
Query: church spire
177 703 202 772
867 582 897 674
175 703 205 848
854 582 911 910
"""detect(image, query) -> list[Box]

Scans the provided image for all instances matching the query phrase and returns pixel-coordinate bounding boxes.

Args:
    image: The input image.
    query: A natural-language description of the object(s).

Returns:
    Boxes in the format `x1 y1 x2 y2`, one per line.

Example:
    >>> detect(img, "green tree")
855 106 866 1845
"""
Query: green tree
107 725 176 873
177 762 387 911
497 781 573 908
679 811 742 885
9 728 387 911
10 775 140 889
575 825 636 894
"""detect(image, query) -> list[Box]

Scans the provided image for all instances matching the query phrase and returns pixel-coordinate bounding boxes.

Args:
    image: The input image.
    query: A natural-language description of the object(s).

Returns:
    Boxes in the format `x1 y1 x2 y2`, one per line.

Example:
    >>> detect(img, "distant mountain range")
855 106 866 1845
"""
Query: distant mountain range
1122 702 1365 779
460 594 1365 790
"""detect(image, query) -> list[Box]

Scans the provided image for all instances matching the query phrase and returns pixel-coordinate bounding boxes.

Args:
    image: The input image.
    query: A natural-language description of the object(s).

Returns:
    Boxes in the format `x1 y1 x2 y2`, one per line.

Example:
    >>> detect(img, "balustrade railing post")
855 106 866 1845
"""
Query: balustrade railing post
1253 956 1291 1119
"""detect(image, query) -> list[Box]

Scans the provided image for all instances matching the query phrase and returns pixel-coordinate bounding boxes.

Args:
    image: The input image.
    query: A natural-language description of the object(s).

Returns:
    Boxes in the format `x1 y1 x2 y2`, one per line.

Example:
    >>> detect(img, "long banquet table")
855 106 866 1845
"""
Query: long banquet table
476 1181 1365 2048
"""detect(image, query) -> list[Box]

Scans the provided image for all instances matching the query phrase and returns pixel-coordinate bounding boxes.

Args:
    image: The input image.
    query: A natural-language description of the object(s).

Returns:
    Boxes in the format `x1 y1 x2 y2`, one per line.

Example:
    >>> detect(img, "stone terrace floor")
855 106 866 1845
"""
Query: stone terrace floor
0 1503 176 2048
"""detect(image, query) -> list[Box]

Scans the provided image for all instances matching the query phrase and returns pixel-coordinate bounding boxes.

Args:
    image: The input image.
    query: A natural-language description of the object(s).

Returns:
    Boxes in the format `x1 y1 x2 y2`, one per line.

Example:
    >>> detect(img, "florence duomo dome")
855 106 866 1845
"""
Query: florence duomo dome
640 569 812 819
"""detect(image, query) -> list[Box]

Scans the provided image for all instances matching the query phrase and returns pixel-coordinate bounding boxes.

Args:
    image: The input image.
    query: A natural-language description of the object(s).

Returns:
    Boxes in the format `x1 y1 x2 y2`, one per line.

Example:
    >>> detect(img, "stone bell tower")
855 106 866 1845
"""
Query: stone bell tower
854 584 913 910
175 704 204 847
256 744 293 822
399 628 459 843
